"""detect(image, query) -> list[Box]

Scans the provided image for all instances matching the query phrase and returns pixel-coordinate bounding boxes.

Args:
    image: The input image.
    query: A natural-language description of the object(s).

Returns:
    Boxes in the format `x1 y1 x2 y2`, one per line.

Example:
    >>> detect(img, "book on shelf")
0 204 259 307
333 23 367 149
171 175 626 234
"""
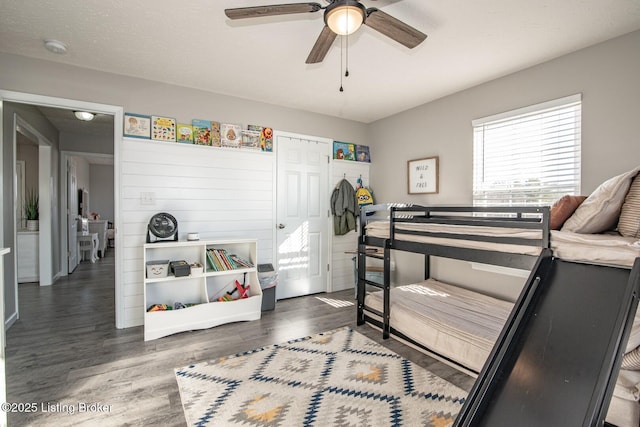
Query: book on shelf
152 116 177 142
206 250 217 271
206 248 254 271
241 130 261 150
221 123 242 148
211 121 221 147
333 141 355 161
248 125 274 152
263 127 273 152
356 144 370 162
192 119 212 146
215 249 232 270
176 123 194 143
230 254 253 268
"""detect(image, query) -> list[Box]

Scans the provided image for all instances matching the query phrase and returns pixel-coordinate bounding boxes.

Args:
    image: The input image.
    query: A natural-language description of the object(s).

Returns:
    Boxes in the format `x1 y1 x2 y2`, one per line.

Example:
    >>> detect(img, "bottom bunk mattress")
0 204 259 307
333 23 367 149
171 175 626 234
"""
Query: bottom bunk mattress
364 277 640 426
365 278 513 373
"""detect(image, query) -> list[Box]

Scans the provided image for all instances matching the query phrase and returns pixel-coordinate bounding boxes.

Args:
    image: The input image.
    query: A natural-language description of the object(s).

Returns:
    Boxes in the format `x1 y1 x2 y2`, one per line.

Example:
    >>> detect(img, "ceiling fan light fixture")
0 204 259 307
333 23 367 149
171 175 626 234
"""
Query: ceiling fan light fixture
74 111 95 121
325 1 366 36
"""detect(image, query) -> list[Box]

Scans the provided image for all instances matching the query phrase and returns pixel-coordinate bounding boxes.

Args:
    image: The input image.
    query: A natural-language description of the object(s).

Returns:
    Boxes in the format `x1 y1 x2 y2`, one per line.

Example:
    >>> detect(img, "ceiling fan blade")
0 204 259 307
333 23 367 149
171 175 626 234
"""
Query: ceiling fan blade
225 3 322 20
365 8 427 49
305 25 337 64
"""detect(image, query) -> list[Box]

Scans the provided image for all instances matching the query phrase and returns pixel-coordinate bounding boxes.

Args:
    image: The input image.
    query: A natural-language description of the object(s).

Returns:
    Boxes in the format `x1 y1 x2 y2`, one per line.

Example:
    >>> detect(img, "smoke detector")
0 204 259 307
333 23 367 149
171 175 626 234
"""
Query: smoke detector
44 39 68 54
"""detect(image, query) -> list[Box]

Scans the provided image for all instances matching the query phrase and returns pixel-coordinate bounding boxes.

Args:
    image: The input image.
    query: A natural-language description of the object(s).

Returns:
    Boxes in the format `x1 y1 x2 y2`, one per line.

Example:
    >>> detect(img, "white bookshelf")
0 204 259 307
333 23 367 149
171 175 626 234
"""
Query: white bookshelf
143 238 262 341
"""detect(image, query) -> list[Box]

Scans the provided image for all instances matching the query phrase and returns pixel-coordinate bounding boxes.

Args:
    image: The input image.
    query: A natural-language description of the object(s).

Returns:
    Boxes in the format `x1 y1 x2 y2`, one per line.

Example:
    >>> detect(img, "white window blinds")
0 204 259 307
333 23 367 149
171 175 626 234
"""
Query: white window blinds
472 94 581 207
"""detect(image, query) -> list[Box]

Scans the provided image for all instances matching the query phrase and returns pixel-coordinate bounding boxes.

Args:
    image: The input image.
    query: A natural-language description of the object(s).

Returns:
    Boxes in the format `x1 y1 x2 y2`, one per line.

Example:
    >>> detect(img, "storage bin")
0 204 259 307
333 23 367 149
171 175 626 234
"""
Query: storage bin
261 286 276 311
146 260 169 278
258 263 277 311
170 260 190 277
190 262 204 276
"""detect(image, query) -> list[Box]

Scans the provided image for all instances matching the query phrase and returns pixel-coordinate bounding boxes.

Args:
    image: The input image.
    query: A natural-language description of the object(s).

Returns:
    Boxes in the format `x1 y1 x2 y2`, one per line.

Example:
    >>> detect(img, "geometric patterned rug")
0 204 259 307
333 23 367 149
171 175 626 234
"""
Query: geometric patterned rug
175 327 467 426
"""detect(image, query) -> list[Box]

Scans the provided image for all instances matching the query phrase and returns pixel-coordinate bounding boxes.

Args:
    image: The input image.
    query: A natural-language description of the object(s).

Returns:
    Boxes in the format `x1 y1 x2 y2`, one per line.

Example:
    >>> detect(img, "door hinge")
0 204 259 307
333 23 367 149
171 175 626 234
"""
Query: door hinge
327 264 330 272
327 156 330 164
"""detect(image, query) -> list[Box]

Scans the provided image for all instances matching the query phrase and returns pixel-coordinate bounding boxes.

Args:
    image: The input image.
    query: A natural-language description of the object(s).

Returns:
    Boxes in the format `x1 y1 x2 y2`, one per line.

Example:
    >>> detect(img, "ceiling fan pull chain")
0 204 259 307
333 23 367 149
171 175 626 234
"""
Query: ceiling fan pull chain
339 34 344 92
345 21 350 78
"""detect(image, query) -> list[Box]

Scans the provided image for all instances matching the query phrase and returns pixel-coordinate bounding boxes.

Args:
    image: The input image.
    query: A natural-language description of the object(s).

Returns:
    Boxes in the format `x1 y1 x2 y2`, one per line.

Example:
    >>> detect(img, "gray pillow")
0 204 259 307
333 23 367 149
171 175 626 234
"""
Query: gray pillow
618 175 640 238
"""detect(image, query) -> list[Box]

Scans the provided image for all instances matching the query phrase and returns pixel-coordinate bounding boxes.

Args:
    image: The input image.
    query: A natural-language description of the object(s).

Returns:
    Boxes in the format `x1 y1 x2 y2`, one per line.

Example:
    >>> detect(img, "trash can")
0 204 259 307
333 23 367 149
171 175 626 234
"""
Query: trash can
258 264 278 311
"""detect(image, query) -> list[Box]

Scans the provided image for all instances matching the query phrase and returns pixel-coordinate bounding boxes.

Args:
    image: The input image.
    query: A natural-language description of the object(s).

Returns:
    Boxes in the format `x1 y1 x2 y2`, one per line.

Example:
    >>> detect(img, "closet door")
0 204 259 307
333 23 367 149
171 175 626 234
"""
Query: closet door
276 134 330 299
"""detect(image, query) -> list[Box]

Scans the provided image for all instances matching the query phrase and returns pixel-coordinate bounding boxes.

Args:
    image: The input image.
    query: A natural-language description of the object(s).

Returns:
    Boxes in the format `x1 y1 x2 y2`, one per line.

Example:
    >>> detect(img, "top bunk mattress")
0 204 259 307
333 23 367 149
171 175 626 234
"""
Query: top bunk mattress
365 220 544 256
364 221 640 268
551 230 640 268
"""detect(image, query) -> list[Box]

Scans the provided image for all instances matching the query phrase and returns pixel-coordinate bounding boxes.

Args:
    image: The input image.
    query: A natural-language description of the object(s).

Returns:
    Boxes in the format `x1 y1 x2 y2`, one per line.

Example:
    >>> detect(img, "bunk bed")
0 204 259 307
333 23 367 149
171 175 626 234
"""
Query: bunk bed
356 204 640 426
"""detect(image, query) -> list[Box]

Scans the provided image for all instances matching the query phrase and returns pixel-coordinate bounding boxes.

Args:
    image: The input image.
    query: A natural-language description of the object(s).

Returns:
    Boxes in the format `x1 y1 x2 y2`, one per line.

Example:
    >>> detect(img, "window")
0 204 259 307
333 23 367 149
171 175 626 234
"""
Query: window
473 94 581 207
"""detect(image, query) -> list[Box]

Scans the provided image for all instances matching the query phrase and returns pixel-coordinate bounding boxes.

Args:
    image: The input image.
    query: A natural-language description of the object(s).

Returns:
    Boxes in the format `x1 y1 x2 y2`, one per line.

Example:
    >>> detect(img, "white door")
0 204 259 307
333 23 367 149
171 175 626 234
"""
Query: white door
276 134 330 299
67 158 79 272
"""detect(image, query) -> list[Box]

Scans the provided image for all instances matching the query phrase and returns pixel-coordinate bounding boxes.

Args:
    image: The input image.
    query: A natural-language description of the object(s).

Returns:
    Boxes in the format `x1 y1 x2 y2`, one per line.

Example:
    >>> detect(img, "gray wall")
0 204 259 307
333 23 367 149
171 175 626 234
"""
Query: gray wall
0 53 369 145
16 135 39 196
90 164 115 221
368 30 640 299
60 131 114 155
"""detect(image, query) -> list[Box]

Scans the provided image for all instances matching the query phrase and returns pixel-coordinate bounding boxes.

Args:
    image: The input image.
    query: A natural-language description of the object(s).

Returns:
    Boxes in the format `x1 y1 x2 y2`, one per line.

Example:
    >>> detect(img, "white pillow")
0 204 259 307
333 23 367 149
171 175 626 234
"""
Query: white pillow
562 166 640 234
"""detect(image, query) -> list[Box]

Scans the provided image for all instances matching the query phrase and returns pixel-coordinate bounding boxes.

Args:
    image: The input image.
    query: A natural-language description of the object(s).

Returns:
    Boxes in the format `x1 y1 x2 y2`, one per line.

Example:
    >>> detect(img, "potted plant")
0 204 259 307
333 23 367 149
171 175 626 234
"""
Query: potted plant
24 189 39 231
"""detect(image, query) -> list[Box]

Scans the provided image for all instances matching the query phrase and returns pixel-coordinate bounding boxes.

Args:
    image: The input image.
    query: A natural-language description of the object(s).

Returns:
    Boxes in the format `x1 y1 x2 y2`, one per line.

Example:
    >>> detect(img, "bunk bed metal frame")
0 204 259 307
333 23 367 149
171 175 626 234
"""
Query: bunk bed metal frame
355 203 640 426
356 204 550 356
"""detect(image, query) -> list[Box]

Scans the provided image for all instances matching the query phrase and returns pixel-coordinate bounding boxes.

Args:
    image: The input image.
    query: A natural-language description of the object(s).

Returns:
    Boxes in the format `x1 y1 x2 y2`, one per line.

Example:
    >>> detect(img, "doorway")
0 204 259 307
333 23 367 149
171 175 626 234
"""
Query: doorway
0 90 124 329
275 132 332 300
62 151 115 275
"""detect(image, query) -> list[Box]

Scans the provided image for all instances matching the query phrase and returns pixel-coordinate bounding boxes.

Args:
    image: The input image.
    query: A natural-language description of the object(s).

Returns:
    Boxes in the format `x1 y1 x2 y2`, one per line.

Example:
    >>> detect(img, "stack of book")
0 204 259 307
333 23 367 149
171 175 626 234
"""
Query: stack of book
206 249 254 271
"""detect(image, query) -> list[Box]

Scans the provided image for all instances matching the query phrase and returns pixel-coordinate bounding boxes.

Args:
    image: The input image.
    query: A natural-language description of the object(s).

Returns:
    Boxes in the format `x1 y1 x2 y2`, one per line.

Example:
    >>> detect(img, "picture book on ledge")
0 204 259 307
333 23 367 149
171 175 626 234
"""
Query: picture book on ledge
176 123 194 143
124 113 151 139
192 119 212 146
221 123 242 148
356 145 370 162
333 141 355 161
248 125 274 152
151 116 176 142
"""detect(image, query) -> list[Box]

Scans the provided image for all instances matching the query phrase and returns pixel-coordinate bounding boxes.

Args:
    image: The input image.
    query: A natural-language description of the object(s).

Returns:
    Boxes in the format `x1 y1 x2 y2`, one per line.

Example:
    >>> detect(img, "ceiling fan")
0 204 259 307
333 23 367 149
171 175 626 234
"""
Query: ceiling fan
224 0 427 64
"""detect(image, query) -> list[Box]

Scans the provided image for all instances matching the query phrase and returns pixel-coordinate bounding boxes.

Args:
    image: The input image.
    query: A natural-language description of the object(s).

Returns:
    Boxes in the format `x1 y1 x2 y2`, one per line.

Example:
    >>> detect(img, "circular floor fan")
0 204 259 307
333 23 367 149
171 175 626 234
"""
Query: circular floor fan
147 212 178 243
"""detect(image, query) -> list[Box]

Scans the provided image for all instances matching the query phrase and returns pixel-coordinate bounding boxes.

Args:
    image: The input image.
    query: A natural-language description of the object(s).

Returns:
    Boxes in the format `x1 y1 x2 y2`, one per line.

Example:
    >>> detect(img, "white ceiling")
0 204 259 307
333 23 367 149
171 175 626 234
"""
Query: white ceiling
1 0 639 123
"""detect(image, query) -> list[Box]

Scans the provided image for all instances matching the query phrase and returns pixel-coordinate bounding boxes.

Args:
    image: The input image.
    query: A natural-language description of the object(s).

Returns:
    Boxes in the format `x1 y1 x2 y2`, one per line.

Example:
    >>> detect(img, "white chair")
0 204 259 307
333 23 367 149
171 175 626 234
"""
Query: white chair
77 232 98 263
88 220 108 257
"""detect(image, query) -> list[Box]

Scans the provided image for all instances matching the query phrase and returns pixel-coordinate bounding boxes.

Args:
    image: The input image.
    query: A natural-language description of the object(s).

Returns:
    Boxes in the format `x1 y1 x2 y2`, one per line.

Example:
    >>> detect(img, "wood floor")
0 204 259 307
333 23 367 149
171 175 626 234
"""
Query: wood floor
5 250 474 426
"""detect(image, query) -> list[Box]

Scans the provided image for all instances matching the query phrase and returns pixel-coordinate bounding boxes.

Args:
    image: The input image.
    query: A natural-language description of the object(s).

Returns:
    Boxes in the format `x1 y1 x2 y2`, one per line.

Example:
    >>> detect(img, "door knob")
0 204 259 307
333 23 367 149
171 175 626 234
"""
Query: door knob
277 224 286 229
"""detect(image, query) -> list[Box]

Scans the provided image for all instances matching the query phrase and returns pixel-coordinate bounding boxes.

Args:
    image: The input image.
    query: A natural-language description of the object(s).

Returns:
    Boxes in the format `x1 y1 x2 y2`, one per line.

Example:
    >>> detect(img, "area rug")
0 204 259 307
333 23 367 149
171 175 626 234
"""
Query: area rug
175 327 467 426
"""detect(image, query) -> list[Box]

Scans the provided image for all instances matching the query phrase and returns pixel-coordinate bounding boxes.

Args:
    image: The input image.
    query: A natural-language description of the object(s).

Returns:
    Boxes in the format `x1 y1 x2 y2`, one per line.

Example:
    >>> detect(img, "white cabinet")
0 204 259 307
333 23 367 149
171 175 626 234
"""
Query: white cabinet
17 231 39 283
143 238 262 341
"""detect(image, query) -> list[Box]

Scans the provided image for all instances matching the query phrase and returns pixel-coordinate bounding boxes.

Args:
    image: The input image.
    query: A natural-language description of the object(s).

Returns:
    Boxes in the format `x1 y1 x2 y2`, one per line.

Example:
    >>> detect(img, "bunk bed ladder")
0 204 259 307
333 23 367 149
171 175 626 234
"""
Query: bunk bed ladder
356 241 392 339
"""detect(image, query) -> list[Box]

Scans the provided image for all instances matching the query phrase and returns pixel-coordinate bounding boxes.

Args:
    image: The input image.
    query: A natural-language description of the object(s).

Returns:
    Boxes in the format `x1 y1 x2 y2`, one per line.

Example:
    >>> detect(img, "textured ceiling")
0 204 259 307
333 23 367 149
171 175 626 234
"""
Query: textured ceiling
1 0 639 123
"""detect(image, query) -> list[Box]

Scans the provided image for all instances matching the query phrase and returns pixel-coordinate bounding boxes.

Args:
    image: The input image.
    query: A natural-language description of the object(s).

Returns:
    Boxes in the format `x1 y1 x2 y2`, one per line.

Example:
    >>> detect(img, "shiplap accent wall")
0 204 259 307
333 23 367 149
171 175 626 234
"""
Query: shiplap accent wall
120 138 275 327
331 160 371 292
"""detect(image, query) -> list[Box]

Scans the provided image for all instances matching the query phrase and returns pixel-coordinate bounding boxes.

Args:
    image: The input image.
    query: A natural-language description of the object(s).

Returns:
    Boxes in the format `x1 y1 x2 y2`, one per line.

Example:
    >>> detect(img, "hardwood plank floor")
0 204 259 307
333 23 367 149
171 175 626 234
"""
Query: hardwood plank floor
5 250 474 426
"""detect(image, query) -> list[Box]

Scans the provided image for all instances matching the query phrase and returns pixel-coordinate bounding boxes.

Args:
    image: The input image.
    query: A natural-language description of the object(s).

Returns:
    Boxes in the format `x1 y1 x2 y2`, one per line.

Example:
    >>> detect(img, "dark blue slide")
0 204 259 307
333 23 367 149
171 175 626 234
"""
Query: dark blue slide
456 249 640 427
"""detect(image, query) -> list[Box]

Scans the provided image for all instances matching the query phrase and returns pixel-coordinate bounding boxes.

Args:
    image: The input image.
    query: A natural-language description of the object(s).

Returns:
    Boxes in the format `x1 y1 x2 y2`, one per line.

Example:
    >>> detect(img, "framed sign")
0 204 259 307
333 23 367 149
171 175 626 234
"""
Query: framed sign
408 156 439 194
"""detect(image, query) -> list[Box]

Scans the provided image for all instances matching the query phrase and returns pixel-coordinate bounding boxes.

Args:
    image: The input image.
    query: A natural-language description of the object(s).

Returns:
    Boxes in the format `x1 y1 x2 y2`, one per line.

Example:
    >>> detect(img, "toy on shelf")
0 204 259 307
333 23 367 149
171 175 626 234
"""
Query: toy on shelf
218 280 250 302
